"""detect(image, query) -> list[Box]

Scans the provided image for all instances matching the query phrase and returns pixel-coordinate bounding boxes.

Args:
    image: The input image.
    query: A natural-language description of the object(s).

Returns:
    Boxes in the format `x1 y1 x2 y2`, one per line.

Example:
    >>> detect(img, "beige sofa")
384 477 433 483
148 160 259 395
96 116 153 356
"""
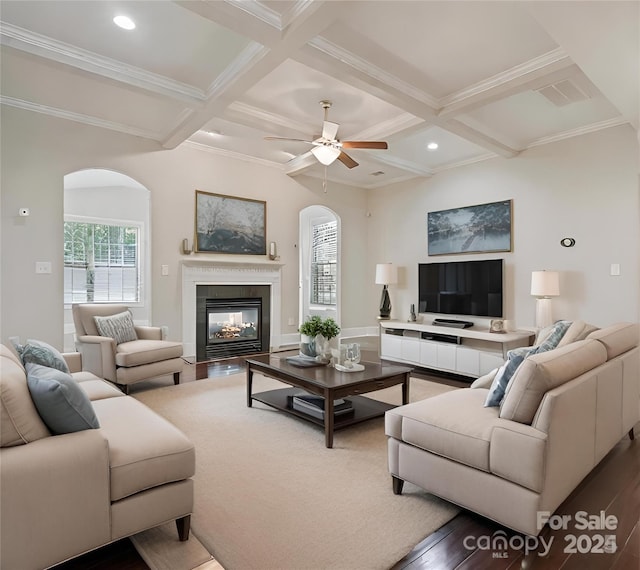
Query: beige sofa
0 344 195 570
385 322 639 536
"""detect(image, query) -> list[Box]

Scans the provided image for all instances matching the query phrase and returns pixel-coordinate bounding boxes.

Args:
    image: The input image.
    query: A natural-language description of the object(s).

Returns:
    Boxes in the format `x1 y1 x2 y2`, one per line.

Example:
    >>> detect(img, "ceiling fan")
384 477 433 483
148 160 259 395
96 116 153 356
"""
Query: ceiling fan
265 100 388 169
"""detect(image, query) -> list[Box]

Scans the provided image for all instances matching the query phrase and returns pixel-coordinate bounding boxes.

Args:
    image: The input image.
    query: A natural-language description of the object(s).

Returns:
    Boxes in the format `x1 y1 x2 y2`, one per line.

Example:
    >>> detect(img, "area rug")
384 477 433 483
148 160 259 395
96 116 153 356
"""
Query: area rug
133 373 459 570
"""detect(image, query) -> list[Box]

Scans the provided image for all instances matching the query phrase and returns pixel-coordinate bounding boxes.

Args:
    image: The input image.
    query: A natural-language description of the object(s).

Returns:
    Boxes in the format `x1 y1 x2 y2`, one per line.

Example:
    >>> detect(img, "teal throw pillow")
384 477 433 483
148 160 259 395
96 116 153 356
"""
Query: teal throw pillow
25 362 100 434
484 320 572 407
13 338 70 374
94 310 138 344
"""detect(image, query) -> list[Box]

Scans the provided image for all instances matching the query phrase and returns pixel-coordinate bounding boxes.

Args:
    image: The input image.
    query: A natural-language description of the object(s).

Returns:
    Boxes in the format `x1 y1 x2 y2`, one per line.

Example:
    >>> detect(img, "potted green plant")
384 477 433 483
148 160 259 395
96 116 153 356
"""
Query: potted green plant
299 316 341 359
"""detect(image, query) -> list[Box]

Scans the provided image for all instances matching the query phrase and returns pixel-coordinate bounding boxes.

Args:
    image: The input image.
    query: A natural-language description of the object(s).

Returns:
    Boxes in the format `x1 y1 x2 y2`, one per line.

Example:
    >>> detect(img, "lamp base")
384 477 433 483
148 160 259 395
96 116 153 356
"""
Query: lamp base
535 298 554 329
379 285 392 320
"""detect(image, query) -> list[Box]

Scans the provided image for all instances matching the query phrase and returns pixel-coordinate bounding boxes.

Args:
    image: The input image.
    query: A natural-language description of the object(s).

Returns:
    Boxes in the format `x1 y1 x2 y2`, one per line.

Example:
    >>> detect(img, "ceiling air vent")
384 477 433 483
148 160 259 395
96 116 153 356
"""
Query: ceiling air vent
536 79 591 107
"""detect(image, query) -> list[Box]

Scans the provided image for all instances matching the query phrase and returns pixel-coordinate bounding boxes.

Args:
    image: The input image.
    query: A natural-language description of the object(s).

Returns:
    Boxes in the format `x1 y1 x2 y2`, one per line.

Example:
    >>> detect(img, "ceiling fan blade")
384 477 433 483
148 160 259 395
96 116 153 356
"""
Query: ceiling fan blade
322 121 339 141
341 141 388 149
337 152 358 169
264 137 314 144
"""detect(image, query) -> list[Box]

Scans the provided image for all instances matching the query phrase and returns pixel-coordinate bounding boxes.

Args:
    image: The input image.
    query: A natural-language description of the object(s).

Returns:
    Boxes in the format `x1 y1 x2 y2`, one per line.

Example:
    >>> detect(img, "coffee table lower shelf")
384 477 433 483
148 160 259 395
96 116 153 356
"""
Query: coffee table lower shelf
251 387 394 430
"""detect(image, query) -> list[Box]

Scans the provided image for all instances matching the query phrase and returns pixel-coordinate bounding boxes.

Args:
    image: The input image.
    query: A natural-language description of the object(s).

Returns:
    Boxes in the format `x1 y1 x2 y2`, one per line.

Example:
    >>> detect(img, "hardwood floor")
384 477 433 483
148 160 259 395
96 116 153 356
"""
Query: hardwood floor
53 351 640 570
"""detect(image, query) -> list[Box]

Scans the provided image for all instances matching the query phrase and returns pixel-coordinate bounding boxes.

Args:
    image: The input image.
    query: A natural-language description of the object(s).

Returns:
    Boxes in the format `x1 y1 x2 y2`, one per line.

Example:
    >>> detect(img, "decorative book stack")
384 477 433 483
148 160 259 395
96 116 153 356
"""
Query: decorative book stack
290 393 354 421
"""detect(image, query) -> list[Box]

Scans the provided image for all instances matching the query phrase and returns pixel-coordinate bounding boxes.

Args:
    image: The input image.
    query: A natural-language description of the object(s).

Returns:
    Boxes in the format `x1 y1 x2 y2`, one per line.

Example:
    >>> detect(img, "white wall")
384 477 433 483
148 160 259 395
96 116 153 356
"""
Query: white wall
366 125 639 330
0 106 369 347
1 106 637 349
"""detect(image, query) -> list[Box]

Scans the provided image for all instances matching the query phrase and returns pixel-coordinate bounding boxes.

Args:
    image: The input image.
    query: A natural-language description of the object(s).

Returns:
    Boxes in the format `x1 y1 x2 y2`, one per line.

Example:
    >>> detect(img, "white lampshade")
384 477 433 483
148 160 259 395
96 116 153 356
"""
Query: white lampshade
311 145 341 166
530 270 560 298
375 263 398 285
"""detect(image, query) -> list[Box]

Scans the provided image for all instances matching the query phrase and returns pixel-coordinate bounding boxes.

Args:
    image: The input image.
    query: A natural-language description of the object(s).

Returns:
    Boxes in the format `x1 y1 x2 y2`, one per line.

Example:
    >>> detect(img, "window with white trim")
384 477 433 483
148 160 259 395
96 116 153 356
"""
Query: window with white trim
64 220 140 303
310 220 337 306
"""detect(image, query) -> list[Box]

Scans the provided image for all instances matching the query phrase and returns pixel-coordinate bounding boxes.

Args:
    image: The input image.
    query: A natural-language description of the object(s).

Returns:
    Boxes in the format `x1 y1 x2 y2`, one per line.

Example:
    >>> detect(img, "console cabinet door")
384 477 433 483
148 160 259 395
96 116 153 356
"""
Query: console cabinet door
401 337 420 363
456 347 480 376
480 352 504 375
419 341 438 368
380 333 403 360
437 345 456 371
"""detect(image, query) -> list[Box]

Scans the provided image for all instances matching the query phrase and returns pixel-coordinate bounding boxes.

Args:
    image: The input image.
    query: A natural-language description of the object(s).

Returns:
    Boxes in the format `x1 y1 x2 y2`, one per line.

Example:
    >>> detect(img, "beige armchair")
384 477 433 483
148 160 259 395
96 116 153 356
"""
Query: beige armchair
72 303 183 394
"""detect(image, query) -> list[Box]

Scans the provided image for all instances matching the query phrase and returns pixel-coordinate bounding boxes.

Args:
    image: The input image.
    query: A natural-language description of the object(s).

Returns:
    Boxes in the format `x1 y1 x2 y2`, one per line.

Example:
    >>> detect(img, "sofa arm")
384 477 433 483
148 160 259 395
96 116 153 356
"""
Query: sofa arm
76 335 117 381
62 351 83 373
470 367 499 389
135 325 163 340
490 421 547 493
0 430 111 570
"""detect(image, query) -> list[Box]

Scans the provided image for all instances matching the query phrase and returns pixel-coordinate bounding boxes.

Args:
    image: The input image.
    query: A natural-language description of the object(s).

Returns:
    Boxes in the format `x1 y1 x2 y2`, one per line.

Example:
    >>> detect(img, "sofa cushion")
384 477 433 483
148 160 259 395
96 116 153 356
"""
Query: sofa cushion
500 339 608 424
91 396 195 501
1 346 51 446
77 378 126 401
557 320 599 347
587 322 639 360
115 340 183 367
485 320 571 407
25 363 100 434
13 339 70 374
385 388 501 472
94 310 138 344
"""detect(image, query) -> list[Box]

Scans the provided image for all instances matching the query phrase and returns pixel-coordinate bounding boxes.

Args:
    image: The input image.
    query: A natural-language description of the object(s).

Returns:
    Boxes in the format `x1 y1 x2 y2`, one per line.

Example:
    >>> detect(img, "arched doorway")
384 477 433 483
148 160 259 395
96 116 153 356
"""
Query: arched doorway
63 169 151 350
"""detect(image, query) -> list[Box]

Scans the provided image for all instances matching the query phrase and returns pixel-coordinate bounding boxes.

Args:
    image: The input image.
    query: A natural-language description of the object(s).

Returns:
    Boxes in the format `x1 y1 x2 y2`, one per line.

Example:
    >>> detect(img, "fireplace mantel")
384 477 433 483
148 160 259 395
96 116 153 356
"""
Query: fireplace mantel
181 260 283 358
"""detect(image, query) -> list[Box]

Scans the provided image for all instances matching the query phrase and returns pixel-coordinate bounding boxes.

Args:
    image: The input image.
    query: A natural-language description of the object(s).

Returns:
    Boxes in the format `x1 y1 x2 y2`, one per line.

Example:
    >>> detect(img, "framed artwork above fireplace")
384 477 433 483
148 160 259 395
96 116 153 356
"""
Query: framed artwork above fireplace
195 190 266 254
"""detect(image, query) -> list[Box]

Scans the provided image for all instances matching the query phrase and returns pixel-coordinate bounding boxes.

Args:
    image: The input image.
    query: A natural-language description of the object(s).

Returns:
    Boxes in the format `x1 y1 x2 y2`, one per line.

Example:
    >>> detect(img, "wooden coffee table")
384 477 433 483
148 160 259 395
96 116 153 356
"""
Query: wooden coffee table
246 353 412 448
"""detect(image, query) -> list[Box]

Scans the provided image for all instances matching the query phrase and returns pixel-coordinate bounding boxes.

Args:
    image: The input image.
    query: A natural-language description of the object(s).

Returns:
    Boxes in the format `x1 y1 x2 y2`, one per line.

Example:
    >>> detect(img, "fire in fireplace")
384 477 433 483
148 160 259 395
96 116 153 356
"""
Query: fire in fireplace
208 302 259 344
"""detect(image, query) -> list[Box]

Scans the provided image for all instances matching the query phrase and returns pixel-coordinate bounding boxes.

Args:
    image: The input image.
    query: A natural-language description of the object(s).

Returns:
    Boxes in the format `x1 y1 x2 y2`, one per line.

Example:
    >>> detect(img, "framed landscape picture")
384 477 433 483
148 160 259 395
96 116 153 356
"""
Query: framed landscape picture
427 199 512 256
195 191 266 255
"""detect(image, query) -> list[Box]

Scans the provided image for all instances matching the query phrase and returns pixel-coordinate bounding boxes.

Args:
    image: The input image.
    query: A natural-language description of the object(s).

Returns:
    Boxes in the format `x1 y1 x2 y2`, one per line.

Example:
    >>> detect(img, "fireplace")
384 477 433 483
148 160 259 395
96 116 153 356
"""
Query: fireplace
196 284 270 361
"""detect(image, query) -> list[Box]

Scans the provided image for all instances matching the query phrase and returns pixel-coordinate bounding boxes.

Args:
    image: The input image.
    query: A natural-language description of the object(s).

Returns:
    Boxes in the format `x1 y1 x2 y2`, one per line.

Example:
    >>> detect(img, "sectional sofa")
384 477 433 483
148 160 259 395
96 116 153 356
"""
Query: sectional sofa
386 321 639 536
0 344 195 570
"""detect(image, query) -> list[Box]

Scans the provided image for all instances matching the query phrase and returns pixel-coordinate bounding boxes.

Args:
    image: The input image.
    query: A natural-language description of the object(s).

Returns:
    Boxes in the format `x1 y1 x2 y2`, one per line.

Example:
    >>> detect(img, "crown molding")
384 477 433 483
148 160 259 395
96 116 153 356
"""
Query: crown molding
279 0 319 30
526 116 629 148
349 113 424 142
226 101 314 136
183 139 281 169
439 48 571 110
0 22 205 103
308 36 440 110
0 96 162 140
205 42 268 99
224 0 283 29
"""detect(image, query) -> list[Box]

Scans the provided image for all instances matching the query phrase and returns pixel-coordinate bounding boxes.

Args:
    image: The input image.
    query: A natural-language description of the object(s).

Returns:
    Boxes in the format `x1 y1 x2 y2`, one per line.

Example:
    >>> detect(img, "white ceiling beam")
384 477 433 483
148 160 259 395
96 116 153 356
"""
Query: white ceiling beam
161 1 344 149
437 49 575 118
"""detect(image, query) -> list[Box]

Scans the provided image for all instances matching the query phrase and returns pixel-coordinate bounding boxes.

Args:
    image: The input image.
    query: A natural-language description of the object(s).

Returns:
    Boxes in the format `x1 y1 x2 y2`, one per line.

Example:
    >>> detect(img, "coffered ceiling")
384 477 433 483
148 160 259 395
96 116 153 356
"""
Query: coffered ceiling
1 1 637 188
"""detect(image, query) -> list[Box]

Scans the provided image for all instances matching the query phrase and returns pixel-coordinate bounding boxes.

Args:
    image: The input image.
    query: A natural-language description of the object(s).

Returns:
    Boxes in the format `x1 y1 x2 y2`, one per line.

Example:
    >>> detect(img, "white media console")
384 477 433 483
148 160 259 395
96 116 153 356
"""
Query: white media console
379 320 535 379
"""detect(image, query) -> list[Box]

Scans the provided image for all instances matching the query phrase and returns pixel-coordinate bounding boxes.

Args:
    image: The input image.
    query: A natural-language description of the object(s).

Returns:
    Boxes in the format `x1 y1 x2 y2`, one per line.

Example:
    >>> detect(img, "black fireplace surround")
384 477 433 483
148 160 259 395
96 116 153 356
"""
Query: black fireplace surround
196 284 270 361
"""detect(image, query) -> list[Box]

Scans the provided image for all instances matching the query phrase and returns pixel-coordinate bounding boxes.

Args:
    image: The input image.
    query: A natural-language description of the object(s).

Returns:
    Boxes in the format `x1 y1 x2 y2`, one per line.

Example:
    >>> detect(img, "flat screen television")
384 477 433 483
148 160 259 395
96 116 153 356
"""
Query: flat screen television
418 259 503 318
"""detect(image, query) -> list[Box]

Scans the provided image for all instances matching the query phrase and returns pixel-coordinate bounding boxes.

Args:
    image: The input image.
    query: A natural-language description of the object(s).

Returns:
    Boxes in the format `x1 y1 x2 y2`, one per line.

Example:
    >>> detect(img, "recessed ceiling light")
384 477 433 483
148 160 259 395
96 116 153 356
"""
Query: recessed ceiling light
427 142 439 150
113 15 136 30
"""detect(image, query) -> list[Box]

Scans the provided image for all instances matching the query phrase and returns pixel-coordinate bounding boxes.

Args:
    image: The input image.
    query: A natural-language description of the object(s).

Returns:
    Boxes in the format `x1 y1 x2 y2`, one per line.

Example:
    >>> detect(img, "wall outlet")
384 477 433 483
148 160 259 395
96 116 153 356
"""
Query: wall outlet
161 264 169 276
35 261 52 274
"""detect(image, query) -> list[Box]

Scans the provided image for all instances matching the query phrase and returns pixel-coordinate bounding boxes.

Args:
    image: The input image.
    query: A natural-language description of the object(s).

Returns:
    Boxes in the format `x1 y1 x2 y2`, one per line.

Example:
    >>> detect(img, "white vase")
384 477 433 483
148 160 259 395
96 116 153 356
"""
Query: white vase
300 334 329 359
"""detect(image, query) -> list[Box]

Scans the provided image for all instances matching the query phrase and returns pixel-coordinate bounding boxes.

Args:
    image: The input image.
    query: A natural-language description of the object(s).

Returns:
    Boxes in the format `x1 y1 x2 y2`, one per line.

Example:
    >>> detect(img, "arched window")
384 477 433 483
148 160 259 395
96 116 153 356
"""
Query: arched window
299 206 341 325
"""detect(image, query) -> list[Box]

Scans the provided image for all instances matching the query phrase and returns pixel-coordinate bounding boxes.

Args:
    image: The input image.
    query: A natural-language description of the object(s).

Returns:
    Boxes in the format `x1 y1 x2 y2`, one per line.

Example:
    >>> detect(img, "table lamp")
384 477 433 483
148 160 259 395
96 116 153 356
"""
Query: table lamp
375 263 398 320
531 270 560 329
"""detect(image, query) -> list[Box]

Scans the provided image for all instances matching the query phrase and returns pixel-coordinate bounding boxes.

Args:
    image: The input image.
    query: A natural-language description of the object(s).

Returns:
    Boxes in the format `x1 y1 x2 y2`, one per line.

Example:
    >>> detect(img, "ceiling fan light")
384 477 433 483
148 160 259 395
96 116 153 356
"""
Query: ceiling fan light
311 145 341 166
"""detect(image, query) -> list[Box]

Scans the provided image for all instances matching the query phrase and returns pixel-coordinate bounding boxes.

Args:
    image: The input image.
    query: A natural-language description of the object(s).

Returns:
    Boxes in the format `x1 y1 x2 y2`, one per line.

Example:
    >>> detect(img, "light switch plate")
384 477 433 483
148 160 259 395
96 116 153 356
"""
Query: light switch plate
161 264 169 276
610 263 621 276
